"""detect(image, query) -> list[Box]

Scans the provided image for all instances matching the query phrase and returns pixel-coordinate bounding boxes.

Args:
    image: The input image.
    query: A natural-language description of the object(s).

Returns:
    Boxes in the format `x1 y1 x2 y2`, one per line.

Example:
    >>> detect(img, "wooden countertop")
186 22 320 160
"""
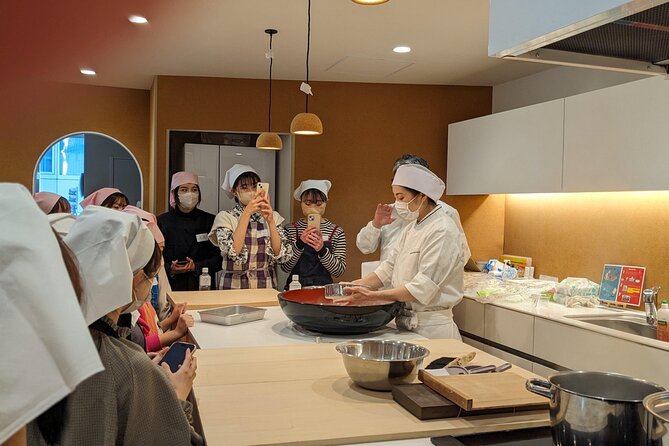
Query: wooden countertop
193 339 549 445
168 288 279 310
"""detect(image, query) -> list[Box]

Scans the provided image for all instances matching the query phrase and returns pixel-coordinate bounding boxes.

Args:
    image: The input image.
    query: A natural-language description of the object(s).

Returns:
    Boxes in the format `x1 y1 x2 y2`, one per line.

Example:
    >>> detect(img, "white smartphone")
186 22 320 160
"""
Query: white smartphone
256 182 270 197
307 213 321 229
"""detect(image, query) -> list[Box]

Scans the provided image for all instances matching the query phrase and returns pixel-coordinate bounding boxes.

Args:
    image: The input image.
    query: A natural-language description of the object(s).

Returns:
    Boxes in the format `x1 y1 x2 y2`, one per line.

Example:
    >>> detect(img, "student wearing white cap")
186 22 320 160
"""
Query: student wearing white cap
158 171 221 291
355 154 470 265
343 164 467 339
0 184 103 446
281 179 347 289
209 164 292 289
27 206 202 445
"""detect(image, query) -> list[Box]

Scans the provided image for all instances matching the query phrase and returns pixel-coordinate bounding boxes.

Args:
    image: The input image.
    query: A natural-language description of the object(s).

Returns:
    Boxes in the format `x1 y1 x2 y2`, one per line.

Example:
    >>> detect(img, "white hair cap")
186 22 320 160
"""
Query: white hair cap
64 206 155 325
392 164 445 202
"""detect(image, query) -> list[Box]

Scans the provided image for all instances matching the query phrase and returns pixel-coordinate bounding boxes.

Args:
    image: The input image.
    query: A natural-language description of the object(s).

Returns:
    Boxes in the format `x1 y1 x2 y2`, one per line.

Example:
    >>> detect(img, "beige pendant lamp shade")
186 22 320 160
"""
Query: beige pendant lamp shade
291 0 323 136
257 29 282 150
257 132 283 150
290 112 323 135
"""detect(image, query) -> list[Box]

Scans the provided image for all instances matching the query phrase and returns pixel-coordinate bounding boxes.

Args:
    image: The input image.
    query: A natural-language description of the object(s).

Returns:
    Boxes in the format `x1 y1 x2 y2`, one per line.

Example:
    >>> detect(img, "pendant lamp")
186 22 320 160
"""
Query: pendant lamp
290 0 323 135
352 0 389 4
257 29 283 150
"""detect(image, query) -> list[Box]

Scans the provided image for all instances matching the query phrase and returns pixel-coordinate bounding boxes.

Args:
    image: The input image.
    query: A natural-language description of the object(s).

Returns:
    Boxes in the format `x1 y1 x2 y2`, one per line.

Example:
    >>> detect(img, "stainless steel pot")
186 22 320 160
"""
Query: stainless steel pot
526 370 665 446
644 391 669 445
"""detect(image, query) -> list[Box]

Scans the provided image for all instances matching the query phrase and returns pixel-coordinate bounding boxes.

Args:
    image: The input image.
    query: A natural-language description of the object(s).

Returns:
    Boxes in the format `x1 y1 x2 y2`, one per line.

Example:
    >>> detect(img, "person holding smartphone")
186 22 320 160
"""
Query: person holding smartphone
281 180 347 289
209 164 292 289
158 171 221 291
27 206 201 445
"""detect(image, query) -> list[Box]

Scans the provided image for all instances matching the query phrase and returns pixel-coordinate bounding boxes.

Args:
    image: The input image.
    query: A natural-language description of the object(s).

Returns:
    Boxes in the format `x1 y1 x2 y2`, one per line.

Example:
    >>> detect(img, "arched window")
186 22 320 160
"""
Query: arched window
34 132 142 215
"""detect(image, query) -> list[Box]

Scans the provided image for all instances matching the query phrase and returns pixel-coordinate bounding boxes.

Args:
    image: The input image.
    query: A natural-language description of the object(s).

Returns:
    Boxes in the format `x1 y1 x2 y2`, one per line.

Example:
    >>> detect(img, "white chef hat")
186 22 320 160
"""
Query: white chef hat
293 179 332 201
392 164 445 202
47 212 76 237
0 184 103 444
221 164 258 198
64 205 155 325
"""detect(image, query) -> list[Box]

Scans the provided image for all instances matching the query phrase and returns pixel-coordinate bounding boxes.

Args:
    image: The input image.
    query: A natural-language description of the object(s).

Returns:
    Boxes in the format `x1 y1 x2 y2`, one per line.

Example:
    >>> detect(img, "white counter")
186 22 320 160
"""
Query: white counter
189 306 427 349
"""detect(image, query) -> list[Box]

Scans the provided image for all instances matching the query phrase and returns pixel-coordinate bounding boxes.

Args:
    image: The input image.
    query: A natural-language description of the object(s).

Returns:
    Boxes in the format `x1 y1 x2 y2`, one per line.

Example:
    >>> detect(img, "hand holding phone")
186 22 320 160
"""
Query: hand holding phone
307 213 321 229
159 341 196 373
256 182 270 198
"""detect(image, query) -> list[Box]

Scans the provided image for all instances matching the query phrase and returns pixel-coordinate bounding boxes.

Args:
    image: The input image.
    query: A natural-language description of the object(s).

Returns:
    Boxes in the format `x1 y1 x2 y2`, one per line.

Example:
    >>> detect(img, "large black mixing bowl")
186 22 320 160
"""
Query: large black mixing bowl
278 288 402 335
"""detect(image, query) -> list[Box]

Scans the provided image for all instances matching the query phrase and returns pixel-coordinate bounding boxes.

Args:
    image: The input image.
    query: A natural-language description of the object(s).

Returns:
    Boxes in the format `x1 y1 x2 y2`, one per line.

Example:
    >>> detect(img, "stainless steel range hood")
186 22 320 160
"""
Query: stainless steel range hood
489 0 669 76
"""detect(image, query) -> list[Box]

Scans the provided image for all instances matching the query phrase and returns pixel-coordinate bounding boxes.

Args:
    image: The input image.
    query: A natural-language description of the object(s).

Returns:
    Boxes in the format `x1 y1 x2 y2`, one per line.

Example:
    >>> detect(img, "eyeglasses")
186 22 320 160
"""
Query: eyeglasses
303 200 325 206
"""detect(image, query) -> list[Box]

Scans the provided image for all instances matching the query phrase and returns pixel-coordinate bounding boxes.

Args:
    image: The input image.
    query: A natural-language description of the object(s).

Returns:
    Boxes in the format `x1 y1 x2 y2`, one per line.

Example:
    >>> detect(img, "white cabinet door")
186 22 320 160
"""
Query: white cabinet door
484 305 534 353
532 363 559 378
447 99 564 195
484 344 534 372
184 143 220 216
563 77 669 192
533 318 669 390
452 297 485 337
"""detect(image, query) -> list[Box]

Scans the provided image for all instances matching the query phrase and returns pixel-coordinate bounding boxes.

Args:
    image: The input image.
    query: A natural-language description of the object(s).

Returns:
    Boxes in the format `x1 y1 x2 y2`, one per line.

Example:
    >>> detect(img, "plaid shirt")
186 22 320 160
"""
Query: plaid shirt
216 205 292 289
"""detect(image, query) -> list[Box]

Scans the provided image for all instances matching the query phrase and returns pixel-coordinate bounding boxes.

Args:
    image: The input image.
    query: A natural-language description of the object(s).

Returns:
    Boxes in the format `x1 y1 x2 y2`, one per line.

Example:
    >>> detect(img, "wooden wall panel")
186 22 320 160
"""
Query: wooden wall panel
155 76 497 280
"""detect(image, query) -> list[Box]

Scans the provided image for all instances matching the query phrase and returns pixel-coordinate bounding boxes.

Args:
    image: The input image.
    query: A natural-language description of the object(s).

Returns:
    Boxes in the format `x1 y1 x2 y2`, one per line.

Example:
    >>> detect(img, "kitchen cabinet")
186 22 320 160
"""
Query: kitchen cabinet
562 76 669 192
532 363 559 378
533 318 669 389
484 305 535 353
453 297 485 337
446 99 564 195
484 344 535 372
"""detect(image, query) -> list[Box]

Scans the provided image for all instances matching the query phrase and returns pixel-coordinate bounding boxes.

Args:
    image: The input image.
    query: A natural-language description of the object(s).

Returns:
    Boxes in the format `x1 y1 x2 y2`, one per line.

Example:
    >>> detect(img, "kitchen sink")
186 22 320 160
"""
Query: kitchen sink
564 313 657 340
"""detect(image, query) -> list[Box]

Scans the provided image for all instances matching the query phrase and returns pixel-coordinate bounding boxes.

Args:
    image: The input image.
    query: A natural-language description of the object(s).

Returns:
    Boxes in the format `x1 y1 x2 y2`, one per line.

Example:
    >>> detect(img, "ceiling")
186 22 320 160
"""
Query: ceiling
2 0 549 90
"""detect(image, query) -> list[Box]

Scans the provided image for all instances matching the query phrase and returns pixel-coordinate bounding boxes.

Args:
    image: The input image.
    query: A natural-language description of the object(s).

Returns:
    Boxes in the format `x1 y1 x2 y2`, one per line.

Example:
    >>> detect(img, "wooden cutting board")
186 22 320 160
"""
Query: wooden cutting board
392 384 542 420
418 369 549 412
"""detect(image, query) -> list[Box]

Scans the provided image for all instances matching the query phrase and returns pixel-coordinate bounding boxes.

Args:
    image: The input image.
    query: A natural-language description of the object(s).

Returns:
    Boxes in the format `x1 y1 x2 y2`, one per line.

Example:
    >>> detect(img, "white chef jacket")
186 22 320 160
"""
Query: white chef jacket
373 205 466 339
356 200 470 262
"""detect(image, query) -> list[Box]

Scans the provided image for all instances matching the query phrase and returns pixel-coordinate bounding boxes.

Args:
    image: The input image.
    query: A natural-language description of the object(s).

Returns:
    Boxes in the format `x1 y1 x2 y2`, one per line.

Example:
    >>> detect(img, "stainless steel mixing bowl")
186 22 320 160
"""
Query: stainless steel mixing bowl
335 340 430 391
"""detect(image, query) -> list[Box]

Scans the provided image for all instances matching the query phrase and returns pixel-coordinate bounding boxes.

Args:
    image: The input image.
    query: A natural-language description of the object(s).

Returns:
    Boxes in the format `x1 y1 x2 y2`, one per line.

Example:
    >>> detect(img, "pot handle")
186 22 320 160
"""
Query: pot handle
526 378 553 399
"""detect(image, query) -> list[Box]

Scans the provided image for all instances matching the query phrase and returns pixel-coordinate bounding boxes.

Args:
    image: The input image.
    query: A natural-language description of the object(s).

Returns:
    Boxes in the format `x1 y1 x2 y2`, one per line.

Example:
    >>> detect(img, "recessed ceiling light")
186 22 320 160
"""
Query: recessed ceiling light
352 0 389 4
80 69 96 76
235 152 243 156
128 15 148 24
393 46 411 53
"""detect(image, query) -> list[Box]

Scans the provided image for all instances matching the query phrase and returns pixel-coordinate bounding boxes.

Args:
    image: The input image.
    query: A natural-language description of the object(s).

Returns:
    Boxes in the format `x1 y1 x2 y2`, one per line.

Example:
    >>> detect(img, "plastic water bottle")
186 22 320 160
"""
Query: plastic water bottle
199 267 211 291
288 275 302 291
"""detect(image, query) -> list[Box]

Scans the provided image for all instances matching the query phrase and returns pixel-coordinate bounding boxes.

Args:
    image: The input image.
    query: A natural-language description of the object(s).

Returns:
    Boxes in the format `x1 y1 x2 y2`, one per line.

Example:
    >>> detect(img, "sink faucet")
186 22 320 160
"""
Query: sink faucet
643 287 659 326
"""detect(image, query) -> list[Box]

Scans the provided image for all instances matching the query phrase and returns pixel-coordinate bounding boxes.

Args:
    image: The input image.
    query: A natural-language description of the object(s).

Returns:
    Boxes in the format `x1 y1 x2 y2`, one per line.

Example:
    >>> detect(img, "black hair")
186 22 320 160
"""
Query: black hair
400 186 436 206
300 189 327 203
143 241 162 277
393 154 429 173
50 196 71 214
232 172 261 203
100 192 129 209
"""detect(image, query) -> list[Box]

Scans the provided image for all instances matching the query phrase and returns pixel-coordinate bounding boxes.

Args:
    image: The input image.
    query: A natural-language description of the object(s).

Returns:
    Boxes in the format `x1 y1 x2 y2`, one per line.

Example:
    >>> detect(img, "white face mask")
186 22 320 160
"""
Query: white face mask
394 195 422 221
178 192 198 210
237 191 254 206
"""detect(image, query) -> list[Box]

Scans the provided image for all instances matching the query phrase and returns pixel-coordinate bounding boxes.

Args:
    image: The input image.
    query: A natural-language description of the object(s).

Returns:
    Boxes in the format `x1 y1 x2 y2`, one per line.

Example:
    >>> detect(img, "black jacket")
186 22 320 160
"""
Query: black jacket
157 207 221 291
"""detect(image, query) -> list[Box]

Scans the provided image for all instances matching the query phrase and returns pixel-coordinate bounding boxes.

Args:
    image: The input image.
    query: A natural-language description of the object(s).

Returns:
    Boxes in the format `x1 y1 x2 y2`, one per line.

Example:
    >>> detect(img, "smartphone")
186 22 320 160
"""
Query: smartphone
174 260 189 266
159 341 196 373
307 213 321 229
256 182 270 197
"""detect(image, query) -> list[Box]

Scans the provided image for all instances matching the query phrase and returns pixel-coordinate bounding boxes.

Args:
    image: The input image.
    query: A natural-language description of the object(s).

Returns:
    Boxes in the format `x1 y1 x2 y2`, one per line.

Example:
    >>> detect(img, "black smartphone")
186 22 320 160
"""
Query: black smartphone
159 341 196 373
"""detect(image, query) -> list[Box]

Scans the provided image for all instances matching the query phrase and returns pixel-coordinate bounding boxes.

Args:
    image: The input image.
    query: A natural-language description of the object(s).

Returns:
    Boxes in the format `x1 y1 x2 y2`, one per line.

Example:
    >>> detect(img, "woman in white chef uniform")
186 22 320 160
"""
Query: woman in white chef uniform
344 164 467 339
356 154 470 265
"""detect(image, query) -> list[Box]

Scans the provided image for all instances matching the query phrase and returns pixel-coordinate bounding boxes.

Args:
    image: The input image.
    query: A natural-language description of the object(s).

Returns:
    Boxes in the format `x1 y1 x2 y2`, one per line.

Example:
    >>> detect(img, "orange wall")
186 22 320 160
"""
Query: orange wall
0 81 150 202
504 192 669 307
155 76 503 280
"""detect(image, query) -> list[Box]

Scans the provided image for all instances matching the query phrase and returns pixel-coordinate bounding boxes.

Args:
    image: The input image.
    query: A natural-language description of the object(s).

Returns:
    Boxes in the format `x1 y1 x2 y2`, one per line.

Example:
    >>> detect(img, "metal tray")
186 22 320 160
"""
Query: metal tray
199 305 266 326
